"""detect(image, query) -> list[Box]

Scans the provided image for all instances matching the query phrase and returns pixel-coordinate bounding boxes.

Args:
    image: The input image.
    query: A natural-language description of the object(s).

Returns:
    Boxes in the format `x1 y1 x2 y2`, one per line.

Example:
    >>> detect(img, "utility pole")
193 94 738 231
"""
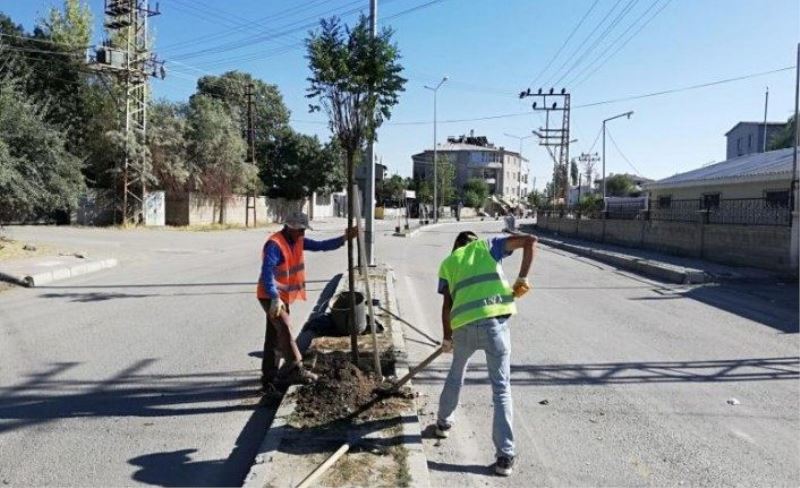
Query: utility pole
790 43 799 269
245 82 257 227
763 86 769 153
425 76 447 222
94 0 163 225
601 111 634 201
579 151 600 190
520 87 571 203
364 0 377 265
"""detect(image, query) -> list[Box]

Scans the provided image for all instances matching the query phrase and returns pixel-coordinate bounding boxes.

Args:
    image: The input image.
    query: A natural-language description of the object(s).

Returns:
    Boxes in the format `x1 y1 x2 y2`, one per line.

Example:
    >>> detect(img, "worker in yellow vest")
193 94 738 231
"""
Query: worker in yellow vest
435 230 536 477
257 211 356 388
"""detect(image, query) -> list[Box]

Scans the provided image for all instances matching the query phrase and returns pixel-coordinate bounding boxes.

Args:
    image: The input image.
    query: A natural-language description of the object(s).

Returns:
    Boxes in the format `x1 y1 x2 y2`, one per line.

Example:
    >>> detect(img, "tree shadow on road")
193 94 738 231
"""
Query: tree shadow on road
0 359 281 486
412 356 800 386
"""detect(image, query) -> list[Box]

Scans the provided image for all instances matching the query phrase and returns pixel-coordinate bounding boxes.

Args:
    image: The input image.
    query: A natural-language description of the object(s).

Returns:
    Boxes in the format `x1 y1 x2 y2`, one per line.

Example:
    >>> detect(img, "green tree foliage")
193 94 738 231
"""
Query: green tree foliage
148 100 189 193
264 131 344 200
526 189 545 208
194 71 290 163
578 193 604 214
306 14 406 355
186 95 252 222
377 174 406 205
605 173 635 197
416 180 432 204
768 115 796 150
0 80 84 222
434 155 456 207
462 178 489 209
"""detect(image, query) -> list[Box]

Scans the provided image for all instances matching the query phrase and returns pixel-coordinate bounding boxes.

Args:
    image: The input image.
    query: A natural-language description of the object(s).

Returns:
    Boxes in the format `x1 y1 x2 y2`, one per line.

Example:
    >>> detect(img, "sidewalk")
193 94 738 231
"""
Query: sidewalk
243 266 430 488
0 254 118 287
522 224 787 284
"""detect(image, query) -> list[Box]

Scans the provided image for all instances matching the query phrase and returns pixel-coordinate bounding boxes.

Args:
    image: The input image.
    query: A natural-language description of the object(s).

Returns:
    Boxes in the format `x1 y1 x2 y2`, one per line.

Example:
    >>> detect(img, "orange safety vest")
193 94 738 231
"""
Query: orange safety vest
256 231 306 304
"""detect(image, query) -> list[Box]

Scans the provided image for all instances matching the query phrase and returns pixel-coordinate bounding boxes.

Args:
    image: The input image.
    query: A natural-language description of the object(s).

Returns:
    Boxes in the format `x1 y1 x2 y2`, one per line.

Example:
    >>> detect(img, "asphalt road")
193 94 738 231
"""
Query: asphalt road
1 219 798 487
0 220 364 486
386 220 800 487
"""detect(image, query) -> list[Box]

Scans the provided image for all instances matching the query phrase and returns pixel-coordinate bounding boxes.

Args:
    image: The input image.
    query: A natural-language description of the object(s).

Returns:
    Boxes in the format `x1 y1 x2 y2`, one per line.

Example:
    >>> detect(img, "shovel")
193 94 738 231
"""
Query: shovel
375 346 444 396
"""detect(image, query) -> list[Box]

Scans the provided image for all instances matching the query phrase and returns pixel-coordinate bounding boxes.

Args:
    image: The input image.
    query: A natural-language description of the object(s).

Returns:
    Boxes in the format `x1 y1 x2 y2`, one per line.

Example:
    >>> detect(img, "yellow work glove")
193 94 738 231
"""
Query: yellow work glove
269 298 286 318
512 277 532 299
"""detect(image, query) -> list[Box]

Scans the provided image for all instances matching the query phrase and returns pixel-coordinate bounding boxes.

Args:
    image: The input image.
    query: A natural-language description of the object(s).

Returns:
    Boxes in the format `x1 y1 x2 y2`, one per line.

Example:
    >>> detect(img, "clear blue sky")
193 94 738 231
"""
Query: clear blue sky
3 0 799 189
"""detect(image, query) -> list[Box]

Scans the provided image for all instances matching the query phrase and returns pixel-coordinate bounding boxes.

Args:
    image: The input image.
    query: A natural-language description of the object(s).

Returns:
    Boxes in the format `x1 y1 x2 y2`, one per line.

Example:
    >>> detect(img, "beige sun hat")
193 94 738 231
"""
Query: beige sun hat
283 211 313 230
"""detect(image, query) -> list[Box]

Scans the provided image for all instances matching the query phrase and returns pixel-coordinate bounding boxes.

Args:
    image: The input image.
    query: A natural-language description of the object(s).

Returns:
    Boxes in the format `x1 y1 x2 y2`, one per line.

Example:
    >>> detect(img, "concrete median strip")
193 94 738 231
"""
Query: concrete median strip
535 235 709 284
243 266 430 488
0 256 118 287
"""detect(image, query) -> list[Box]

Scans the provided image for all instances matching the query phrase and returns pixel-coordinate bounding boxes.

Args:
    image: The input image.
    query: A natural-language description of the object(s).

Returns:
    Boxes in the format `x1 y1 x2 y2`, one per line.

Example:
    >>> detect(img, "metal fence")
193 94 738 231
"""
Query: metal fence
649 199 700 223
538 197 792 226
707 198 792 226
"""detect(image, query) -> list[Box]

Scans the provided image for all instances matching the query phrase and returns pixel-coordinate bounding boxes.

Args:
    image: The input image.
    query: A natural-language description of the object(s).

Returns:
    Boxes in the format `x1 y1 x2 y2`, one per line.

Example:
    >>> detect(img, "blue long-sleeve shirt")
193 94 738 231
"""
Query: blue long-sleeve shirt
261 233 345 299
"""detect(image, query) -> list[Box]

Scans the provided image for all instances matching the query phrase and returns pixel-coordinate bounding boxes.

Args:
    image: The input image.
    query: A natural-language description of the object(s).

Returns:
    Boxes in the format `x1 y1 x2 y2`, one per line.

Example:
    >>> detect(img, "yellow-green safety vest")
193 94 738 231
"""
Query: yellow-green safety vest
438 239 517 329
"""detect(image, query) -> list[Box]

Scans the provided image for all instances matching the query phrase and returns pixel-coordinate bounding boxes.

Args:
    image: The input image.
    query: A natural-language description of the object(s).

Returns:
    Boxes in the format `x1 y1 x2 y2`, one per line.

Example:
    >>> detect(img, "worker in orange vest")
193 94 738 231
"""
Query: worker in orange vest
257 211 357 387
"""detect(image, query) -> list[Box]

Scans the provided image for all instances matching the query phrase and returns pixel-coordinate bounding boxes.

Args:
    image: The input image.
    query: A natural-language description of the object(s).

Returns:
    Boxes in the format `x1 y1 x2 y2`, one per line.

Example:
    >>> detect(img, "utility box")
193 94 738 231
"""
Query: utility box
96 47 127 69
144 191 165 226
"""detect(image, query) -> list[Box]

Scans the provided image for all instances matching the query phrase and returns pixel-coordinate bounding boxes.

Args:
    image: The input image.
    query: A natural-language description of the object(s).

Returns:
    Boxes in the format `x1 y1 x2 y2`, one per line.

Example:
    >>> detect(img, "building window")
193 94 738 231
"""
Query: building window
765 190 790 207
702 193 720 209
658 195 672 208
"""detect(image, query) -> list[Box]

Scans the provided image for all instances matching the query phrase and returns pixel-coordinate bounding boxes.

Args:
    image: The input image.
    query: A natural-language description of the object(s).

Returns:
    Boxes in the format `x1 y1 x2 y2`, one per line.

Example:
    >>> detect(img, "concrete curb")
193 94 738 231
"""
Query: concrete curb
395 218 507 238
0 258 119 287
242 267 431 488
534 235 708 284
385 266 431 487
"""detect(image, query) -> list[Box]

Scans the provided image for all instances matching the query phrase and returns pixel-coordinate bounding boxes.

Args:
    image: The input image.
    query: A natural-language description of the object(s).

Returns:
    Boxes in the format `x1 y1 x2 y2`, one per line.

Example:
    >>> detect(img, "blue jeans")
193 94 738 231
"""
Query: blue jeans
437 316 514 458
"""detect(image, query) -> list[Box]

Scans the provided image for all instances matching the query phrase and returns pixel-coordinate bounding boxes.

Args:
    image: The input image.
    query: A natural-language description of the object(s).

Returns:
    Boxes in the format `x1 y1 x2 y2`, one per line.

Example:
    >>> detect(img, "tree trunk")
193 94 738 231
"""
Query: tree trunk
346 151 359 364
219 193 225 225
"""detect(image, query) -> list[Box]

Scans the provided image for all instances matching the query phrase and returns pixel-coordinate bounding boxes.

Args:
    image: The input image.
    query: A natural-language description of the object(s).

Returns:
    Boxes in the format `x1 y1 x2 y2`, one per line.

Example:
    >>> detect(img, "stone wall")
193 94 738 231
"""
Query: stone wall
535 213 793 273
166 193 314 226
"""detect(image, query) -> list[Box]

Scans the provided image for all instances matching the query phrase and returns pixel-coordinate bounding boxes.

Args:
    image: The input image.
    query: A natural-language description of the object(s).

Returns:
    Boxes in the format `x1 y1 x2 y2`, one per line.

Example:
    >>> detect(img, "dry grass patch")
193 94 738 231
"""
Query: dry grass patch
0 236 58 262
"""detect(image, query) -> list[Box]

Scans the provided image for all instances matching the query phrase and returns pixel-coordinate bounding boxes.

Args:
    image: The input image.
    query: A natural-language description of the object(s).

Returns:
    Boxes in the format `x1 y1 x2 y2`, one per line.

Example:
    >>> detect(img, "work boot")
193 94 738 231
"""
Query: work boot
434 420 452 438
494 456 515 476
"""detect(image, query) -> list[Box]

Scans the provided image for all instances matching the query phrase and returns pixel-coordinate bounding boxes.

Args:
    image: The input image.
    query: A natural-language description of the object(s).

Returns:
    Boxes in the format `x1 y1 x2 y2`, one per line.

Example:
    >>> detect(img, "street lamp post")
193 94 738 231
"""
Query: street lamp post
425 76 447 223
601 111 634 202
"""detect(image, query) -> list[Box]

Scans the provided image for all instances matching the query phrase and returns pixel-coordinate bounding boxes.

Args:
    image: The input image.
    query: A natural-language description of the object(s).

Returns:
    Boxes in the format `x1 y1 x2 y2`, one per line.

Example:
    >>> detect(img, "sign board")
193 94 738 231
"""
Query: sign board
403 190 416 199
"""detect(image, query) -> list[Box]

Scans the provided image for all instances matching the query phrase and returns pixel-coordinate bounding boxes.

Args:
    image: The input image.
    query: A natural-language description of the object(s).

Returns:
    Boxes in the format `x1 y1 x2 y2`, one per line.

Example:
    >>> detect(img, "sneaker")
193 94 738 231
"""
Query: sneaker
495 456 515 476
434 420 451 438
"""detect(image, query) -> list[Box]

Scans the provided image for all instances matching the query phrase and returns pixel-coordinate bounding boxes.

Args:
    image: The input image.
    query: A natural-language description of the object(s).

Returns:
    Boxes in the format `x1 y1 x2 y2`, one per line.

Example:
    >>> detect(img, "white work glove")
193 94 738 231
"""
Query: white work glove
512 277 532 299
441 338 453 354
269 298 285 318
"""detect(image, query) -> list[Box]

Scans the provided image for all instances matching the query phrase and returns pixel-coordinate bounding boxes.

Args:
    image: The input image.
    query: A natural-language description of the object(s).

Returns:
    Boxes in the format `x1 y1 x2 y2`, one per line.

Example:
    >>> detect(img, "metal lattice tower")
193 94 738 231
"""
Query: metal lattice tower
520 88 572 201
95 0 162 224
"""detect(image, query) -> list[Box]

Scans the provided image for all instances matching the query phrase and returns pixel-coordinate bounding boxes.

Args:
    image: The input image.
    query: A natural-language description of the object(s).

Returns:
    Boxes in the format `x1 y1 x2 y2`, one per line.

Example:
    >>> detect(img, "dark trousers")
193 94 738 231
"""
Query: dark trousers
258 299 296 383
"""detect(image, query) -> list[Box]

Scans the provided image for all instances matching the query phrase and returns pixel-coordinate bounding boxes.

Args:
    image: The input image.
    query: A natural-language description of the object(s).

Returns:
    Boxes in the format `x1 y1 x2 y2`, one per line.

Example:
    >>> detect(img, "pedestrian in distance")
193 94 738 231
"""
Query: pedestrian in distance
434 229 537 476
257 211 357 388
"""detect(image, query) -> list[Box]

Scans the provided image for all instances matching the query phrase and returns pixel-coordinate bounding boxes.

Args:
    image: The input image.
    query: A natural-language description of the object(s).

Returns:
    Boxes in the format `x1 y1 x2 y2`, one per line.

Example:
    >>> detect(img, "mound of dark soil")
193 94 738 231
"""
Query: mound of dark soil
291 351 413 427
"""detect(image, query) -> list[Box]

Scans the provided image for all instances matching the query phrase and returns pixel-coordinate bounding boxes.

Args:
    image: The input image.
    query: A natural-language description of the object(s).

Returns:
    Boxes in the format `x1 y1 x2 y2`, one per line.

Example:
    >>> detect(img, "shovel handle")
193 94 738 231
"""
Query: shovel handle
390 346 444 391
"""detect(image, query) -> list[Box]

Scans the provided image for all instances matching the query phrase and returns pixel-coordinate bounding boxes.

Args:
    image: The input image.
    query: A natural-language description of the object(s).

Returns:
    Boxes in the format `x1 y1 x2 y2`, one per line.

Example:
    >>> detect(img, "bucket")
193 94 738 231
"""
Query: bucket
330 291 367 335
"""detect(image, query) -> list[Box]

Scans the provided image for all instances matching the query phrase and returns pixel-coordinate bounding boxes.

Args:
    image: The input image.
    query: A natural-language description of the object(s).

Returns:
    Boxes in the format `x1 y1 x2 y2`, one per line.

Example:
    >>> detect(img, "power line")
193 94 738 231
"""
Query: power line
543 0 625 88
564 0 663 87
571 0 672 88
383 65 797 126
159 0 348 53
528 0 601 89
553 0 640 87
606 126 641 175
171 0 446 70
